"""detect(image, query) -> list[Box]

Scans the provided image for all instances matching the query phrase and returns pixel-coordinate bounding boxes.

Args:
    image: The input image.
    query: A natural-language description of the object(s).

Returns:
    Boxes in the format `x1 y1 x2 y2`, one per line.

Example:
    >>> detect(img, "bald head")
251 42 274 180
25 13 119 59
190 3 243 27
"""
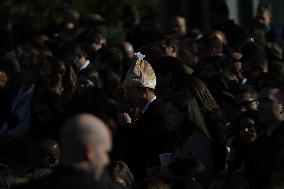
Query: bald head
60 114 112 179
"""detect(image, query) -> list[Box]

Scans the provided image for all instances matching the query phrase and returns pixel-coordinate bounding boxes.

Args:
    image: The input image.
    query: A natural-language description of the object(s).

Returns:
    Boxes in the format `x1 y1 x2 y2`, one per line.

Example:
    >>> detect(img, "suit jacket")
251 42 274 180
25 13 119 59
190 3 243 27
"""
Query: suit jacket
245 122 284 189
113 99 166 180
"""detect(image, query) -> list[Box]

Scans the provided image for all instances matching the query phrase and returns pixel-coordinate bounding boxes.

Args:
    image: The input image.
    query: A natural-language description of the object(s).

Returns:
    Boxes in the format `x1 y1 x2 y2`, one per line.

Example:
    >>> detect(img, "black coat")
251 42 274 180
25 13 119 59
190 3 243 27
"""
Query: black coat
113 99 166 180
245 122 284 189
17 166 104 189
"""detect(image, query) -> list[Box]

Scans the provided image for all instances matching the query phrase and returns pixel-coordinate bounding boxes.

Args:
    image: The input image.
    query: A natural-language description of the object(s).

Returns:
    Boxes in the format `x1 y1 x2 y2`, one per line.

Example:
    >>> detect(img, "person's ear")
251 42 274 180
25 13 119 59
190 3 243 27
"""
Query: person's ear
86 143 95 161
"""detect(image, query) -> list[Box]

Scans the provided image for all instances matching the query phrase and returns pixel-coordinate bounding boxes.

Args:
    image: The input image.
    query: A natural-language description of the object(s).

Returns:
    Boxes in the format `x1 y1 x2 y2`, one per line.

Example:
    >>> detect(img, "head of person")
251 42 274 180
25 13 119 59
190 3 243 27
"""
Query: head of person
256 3 272 29
77 68 103 95
210 31 228 47
241 39 268 83
61 8 80 30
210 2 229 29
0 71 8 90
123 53 156 107
235 88 259 113
33 139 61 169
239 110 261 143
121 5 140 28
85 33 107 61
110 161 134 188
197 35 223 61
171 16 187 36
258 82 284 126
71 45 87 70
60 114 112 180
163 90 211 139
160 35 180 57
49 57 66 96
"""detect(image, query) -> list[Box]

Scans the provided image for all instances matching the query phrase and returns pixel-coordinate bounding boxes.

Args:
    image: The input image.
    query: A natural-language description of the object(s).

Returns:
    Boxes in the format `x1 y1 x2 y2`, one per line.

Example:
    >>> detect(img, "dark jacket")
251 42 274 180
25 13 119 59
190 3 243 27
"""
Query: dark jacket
17 166 104 189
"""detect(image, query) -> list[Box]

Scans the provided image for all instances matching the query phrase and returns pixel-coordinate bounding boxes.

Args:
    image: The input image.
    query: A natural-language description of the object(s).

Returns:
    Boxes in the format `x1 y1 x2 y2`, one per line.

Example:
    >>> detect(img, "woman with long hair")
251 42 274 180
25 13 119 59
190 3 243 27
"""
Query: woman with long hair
163 90 213 173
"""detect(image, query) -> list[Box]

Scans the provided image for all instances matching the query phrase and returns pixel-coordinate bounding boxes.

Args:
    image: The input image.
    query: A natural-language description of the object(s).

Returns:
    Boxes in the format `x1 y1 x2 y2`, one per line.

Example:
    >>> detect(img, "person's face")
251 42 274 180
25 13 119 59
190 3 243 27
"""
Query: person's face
164 102 184 130
78 75 95 95
259 88 283 125
72 53 86 69
172 17 187 36
161 44 177 57
236 93 259 113
53 63 66 82
257 11 271 28
91 132 112 180
240 117 257 143
125 86 146 107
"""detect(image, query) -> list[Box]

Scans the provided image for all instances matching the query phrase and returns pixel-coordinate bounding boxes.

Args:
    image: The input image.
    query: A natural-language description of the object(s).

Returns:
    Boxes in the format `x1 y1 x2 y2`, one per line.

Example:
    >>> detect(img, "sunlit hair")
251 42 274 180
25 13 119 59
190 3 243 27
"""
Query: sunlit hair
163 90 211 140
187 77 220 114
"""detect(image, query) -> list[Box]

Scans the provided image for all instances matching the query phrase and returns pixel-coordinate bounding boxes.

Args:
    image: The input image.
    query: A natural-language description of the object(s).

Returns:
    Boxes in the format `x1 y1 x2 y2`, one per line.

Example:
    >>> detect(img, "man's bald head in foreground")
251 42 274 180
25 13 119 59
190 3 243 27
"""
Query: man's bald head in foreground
60 114 112 180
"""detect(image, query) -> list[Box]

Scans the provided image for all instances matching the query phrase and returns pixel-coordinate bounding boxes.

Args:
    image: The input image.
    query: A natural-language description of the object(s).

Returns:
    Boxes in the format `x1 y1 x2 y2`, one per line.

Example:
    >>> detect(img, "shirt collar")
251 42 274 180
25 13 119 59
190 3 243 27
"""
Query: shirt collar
79 60 90 70
142 96 157 114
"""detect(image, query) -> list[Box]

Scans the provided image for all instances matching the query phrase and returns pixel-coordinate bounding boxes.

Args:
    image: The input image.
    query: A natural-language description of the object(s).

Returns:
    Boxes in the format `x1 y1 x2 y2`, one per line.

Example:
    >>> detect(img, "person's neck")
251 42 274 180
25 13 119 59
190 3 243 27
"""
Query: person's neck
145 91 156 103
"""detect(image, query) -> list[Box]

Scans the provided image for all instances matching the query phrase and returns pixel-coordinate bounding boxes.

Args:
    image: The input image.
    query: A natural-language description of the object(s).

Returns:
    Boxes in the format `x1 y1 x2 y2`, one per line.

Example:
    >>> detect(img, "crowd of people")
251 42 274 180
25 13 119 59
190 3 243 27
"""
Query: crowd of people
0 1 284 189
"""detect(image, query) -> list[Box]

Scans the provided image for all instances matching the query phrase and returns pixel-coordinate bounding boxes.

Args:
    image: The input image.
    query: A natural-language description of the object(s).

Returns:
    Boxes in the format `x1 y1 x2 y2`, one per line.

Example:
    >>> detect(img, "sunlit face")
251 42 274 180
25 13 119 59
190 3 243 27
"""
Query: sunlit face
72 53 86 69
259 88 283 126
236 93 259 113
172 17 187 36
257 10 272 28
164 102 184 130
240 117 257 143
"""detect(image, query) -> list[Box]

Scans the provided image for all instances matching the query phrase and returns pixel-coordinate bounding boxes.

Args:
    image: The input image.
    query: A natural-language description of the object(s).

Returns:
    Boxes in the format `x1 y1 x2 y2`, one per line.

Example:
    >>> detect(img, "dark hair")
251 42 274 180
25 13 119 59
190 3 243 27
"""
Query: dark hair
186 77 220 114
34 139 61 169
239 109 263 134
78 68 103 89
164 90 211 140
198 35 223 52
257 3 272 14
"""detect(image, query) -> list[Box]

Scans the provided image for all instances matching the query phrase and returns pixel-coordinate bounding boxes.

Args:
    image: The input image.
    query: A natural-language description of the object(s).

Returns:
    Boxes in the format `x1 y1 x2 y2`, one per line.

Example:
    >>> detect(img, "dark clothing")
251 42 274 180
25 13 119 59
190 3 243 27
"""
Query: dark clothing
113 99 166 180
205 111 228 172
245 122 284 189
17 166 104 189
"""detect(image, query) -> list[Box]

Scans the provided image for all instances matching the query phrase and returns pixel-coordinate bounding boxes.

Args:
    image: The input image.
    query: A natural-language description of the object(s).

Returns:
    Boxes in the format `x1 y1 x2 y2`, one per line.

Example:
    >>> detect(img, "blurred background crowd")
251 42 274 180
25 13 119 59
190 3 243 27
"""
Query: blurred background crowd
0 0 284 189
